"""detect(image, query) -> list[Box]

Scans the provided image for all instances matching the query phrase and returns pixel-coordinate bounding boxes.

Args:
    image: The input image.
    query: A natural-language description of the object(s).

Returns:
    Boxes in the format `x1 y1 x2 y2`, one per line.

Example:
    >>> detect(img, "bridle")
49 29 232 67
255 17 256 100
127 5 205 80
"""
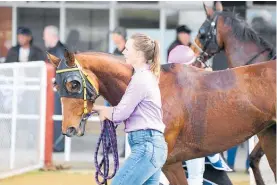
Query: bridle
55 59 100 122
193 14 221 68
194 13 276 68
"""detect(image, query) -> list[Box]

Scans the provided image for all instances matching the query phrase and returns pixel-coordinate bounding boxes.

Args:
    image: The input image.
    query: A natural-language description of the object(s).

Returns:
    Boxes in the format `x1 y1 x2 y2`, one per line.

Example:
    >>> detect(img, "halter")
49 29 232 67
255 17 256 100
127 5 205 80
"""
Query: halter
194 14 221 68
56 59 99 118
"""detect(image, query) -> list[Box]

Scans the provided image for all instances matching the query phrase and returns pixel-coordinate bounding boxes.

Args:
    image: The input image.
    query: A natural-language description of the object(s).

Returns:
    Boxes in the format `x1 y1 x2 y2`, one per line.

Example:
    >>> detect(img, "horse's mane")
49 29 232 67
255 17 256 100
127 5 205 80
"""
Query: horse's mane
217 11 276 57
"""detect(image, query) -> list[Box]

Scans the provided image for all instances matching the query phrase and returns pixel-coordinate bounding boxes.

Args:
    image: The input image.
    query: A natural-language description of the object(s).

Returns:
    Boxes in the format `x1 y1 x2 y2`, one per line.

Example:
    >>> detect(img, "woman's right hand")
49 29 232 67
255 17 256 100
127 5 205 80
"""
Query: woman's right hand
92 105 104 112
92 105 113 121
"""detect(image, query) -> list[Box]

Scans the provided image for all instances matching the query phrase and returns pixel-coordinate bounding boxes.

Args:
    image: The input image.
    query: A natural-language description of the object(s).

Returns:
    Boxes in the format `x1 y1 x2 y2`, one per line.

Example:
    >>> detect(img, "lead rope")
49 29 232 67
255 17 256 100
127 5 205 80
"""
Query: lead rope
94 119 119 185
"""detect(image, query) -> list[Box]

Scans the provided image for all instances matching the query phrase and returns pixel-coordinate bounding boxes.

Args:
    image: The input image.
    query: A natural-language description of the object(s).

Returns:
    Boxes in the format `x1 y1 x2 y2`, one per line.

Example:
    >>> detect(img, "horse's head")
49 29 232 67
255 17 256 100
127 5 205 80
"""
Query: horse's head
191 2 224 65
47 49 100 137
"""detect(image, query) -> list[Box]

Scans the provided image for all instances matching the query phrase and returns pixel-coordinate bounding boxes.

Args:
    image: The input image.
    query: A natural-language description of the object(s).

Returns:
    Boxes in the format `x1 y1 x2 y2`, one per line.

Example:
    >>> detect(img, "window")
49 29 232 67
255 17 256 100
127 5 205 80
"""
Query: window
65 9 109 53
253 1 276 5
118 9 160 29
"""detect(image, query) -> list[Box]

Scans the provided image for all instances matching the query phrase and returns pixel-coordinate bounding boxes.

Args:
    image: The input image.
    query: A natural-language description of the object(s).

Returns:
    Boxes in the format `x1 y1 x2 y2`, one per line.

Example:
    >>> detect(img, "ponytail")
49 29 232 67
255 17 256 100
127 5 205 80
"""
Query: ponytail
150 40 161 80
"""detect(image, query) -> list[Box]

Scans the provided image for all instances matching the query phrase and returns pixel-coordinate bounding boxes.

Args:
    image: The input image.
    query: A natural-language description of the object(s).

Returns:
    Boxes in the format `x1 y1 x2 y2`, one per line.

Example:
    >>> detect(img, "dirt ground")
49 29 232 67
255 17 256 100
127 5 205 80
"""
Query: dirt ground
0 170 249 185
0 170 107 185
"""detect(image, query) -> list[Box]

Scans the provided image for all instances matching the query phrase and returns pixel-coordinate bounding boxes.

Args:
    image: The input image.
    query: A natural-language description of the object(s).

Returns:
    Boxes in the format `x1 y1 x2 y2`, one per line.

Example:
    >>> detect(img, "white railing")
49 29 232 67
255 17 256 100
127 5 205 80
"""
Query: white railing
52 115 99 162
0 61 47 179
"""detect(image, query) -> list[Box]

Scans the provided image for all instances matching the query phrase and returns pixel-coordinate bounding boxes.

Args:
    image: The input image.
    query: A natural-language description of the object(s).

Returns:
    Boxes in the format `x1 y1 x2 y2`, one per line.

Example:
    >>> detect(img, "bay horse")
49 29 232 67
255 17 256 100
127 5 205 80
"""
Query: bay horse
191 2 276 184
48 49 275 185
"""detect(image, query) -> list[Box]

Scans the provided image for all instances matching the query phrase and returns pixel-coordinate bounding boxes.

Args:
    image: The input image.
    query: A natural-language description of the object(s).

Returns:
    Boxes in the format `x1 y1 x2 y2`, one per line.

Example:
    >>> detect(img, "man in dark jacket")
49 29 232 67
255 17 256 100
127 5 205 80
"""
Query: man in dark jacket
44 25 67 152
43 25 67 59
167 25 192 59
5 27 45 63
111 27 127 56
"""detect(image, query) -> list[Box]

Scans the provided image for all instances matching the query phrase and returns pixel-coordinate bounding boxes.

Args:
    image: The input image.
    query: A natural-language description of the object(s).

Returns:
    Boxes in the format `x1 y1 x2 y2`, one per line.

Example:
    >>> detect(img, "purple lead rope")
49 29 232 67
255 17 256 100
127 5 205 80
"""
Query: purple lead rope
94 119 119 185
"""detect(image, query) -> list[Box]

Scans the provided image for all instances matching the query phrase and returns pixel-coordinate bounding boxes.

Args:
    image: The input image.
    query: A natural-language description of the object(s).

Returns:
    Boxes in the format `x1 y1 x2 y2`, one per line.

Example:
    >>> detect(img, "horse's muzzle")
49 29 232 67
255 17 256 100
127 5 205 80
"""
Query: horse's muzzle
65 127 77 137
63 118 87 137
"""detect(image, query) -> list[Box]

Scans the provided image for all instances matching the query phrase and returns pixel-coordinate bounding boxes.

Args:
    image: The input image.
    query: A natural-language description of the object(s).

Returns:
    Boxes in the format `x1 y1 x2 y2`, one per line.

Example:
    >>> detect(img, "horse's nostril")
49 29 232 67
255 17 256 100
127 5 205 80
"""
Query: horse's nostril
66 127 77 137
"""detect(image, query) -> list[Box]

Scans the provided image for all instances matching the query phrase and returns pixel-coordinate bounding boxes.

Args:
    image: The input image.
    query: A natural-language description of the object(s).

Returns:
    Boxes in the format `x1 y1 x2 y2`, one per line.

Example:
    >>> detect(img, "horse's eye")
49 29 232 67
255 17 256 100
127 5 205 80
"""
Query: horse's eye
199 28 206 39
71 80 81 91
65 80 81 93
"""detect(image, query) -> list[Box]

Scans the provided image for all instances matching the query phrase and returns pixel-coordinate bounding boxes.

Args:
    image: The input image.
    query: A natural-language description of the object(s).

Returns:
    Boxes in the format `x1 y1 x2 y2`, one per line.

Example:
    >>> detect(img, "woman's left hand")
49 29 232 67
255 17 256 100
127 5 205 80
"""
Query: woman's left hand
98 109 109 121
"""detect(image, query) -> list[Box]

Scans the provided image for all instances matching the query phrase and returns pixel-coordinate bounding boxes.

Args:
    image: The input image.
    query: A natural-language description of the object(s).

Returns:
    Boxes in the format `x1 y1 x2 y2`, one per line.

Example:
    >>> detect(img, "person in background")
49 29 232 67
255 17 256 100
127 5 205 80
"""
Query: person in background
44 25 67 152
167 25 192 59
227 143 250 172
106 27 128 157
167 45 196 65
43 25 66 59
111 26 127 56
5 27 45 133
168 45 232 185
5 27 45 63
105 26 127 108
168 45 204 185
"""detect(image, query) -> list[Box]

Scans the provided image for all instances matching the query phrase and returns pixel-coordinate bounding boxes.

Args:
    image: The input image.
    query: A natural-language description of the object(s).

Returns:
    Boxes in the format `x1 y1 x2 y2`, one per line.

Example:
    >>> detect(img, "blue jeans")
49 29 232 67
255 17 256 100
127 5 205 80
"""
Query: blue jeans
227 144 250 170
111 129 168 185
104 100 111 107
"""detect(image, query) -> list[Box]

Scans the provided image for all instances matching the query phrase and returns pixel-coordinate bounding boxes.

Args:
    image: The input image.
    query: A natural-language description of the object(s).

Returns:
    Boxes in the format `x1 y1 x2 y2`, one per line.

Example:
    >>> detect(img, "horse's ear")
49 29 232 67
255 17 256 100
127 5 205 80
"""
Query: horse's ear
64 47 75 67
203 2 214 18
215 1 223 12
46 52 61 68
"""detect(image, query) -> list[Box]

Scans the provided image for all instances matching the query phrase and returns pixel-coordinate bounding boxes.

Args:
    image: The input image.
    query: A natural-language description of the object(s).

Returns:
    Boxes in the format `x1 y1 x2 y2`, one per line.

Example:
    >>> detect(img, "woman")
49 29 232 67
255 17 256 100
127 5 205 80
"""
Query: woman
92 33 168 185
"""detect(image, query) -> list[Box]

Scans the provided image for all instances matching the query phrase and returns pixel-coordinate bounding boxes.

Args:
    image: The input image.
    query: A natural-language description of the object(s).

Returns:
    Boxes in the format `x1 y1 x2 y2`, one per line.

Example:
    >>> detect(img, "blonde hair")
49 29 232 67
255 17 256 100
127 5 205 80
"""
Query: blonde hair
131 33 160 79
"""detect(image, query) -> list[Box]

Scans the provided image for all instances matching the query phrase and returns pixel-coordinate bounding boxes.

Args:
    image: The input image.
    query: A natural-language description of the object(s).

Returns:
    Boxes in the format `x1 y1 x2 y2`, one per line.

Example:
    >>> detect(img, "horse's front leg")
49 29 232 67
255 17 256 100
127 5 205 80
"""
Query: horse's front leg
249 141 265 185
162 162 188 185
258 124 276 182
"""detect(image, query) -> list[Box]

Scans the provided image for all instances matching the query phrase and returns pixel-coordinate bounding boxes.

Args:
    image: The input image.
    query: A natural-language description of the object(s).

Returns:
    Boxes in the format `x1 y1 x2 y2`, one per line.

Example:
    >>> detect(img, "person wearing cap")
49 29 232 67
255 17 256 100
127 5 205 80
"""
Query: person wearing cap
167 25 192 59
168 45 213 71
5 27 45 63
169 46 206 185
168 45 196 65
111 26 127 56
168 46 230 185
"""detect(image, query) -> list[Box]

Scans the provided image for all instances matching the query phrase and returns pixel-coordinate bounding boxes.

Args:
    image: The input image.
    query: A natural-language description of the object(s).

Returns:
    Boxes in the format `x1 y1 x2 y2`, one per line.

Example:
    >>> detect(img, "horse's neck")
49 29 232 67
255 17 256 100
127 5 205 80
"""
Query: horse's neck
223 29 271 68
80 54 133 106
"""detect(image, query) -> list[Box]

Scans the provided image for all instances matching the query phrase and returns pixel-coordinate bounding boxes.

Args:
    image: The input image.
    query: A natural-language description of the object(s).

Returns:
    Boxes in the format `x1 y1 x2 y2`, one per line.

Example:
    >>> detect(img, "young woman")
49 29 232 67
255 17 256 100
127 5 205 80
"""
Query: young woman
92 33 168 185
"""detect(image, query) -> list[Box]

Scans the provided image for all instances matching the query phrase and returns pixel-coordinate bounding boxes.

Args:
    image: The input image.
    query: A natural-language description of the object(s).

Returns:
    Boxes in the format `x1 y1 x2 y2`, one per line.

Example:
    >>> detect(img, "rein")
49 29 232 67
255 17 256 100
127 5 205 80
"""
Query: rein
193 15 220 68
245 48 275 65
94 118 119 185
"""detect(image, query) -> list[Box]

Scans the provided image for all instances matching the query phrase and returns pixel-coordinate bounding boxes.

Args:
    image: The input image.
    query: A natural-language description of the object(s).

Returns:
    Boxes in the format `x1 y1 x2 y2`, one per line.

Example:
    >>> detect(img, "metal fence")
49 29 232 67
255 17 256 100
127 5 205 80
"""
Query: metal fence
0 61 47 179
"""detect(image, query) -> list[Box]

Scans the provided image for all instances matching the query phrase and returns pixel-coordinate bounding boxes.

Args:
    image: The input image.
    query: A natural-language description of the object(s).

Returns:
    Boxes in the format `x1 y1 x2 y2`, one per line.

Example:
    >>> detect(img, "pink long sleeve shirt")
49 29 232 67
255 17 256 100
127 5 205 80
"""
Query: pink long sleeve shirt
112 66 165 133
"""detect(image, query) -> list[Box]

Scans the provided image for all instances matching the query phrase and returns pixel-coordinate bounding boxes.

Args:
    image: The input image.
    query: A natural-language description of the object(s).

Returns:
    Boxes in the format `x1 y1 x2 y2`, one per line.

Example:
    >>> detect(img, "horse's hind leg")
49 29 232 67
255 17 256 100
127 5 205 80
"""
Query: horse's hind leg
258 124 276 181
249 141 265 185
162 162 188 185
